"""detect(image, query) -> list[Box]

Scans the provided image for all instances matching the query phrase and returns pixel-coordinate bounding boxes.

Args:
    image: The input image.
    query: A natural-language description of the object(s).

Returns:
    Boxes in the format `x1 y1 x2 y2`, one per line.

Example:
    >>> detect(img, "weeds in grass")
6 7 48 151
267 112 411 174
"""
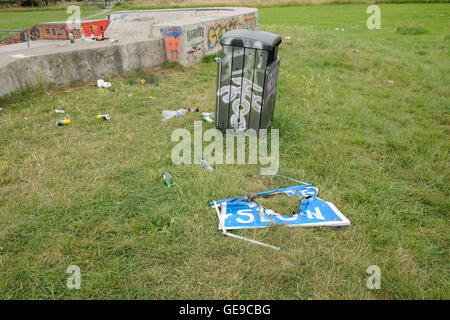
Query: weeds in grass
396 25 428 35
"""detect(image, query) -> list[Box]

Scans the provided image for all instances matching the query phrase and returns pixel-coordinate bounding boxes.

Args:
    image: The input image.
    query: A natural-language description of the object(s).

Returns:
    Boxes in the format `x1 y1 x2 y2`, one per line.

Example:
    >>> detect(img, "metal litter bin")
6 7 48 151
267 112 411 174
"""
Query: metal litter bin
215 30 282 133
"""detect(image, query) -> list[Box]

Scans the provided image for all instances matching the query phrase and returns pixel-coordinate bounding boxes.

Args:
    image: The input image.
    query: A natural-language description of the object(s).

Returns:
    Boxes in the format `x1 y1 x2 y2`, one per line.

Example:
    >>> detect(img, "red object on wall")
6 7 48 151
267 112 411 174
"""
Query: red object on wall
0 19 110 46
81 20 110 38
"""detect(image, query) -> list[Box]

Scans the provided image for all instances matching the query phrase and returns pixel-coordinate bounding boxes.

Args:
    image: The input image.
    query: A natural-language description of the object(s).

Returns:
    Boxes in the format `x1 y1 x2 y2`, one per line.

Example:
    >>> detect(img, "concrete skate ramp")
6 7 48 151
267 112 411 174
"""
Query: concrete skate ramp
107 7 258 65
0 7 258 96
107 8 256 40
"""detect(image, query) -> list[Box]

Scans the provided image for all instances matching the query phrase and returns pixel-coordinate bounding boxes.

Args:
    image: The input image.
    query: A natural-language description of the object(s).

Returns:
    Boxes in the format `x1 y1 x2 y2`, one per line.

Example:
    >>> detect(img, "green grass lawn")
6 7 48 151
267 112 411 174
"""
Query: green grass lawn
0 6 105 40
0 3 449 299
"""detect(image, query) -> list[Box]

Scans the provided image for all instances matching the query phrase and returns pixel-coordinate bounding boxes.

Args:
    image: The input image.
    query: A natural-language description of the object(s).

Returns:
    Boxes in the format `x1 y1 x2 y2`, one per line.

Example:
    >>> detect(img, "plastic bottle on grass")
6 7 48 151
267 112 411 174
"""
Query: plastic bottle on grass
162 109 188 121
162 171 172 188
201 112 214 124
201 159 214 171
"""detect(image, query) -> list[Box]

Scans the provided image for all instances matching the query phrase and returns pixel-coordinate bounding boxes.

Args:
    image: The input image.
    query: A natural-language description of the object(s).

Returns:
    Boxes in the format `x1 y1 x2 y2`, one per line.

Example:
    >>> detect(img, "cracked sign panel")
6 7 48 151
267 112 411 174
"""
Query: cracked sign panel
210 185 350 230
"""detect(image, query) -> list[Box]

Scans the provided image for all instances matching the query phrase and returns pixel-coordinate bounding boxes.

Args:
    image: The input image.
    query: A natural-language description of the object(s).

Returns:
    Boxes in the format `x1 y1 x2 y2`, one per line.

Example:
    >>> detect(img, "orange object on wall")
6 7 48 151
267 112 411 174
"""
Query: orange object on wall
81 20 110 37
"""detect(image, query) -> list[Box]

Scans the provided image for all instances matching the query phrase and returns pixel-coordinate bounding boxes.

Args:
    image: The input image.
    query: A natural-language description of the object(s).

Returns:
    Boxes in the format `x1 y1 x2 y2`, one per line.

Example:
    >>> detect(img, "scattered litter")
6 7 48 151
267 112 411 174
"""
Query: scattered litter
335 28 340 31
0 107 3 112
96 114 110 120
162 171 172 188
210 184 350 251
353 49 360 54
388 80 394 84
69 32 75 44
57 119 71 126
201 159 214 171
149 96 157 100
161 109 188 122
55 109 65 114
97 79 111 88
128 93 134 97
24 117 28 120
284 36 291 40
187 107 199 112
335 27 344 31
201 112 214 124
215 57 221 63
110 39 120 44
138 78 156 85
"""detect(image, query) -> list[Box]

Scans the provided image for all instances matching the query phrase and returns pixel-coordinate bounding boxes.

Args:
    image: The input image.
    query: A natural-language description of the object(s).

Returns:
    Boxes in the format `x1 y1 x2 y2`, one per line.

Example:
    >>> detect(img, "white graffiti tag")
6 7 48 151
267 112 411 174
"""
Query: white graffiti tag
220 77 263 130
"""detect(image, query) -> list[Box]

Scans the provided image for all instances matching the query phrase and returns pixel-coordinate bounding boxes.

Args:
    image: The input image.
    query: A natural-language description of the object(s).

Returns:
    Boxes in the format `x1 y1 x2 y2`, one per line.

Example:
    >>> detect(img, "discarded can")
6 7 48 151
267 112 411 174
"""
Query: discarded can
57 119 71 126
201 159 214 171
69 32 74 44
162 171 172 188
55 109 65 114
201 112 214 124
96 114 110 120
187 107 199 112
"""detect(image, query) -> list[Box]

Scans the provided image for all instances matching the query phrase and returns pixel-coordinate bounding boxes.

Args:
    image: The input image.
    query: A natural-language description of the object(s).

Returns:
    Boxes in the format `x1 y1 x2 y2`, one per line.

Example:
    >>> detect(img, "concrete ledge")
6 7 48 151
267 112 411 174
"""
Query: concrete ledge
108 7 258 65
0 38 164 96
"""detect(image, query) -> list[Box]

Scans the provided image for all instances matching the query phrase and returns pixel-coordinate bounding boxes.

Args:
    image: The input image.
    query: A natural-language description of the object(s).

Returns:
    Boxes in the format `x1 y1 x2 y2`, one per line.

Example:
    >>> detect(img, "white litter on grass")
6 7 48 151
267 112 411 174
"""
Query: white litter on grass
0 107 4 112
97 79 112 88
55 109 65 114
161 109 187 121
284 36 291 40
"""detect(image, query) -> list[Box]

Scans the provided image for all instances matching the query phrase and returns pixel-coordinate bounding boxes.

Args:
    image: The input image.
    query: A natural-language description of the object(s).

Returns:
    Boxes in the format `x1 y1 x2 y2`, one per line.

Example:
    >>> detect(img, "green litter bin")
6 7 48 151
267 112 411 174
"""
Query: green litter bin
215 30 282 133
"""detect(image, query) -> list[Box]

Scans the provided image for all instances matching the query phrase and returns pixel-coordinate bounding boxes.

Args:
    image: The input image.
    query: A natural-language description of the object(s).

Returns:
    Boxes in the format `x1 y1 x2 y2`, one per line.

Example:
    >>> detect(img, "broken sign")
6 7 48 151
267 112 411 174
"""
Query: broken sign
210 184 350 250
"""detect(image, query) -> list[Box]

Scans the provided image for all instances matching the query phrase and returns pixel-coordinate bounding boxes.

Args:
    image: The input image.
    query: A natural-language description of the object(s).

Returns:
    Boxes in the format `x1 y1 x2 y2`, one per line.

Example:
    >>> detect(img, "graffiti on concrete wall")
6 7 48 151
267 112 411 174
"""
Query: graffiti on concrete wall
161 27 182 62
47 57 65 80
29 27 41 41
207 22 234 49
240 13 257 29
184 26 205 62
206 13 257 50
81 20 110 37
186 26 204 42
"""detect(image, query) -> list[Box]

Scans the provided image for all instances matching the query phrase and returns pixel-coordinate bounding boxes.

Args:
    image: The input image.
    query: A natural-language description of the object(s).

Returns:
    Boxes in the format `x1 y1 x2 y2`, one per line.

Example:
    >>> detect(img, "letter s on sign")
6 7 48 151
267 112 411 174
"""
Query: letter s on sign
236 209 254 224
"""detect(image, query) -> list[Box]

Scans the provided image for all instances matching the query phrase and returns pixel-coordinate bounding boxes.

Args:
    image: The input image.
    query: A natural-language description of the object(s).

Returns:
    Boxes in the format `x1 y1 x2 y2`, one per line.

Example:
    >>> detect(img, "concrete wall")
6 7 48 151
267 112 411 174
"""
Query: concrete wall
108 8 258 66
0 39 164 96
0 8 259 96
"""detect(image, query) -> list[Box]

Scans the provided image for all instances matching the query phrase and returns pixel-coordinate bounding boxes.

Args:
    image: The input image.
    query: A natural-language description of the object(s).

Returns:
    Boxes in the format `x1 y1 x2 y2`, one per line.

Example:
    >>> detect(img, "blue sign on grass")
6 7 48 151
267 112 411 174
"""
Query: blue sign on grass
210 185 350 230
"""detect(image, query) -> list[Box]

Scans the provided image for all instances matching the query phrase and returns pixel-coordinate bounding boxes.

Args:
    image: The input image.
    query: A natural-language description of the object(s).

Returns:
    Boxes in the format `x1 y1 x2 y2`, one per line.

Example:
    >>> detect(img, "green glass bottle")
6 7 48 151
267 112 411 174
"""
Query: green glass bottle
162 171 172 188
